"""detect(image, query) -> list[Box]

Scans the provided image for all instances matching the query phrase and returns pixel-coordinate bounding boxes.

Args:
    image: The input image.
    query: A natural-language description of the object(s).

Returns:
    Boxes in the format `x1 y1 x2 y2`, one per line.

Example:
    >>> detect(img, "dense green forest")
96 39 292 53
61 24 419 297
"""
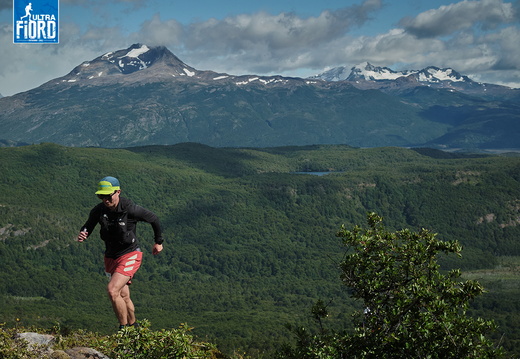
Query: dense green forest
1 143 519 357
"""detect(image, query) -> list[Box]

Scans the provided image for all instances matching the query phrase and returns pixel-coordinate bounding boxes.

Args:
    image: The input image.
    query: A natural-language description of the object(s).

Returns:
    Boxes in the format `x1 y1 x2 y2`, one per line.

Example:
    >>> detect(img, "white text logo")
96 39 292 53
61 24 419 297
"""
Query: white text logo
14 0 59 44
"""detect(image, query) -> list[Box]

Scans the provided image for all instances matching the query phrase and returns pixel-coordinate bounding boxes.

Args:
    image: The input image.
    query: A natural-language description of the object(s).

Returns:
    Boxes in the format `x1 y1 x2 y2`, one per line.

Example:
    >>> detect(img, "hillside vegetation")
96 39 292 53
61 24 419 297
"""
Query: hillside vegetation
1 143 520 357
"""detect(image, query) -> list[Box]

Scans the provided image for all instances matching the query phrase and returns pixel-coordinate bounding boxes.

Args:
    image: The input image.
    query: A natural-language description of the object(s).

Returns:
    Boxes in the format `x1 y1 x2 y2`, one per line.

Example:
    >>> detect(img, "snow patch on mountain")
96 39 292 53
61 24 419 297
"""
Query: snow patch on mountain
95 44 157 74
234 76 290 86
125 44 150 58
421 67 464 82
118 45 151 71
183 68 195 77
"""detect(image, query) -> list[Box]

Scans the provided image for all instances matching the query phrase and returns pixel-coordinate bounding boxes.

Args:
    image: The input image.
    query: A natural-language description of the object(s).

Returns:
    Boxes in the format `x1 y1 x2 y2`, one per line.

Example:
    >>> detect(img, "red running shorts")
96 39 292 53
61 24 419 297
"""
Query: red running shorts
104 251 143 283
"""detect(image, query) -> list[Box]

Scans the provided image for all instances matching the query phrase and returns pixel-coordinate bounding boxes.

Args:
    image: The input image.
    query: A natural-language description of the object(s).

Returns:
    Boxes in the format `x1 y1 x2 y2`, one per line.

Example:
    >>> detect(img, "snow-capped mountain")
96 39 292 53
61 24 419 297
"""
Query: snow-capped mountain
414 67 469 83
309 62 517 99
58 43 201 85
311 62 470 84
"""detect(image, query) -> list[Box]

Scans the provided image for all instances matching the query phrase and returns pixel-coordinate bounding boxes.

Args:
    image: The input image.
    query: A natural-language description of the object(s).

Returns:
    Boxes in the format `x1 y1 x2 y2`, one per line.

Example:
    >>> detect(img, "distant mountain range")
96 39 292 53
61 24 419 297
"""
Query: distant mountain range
313 62 472 83
310 62 518 100
0 43 519 150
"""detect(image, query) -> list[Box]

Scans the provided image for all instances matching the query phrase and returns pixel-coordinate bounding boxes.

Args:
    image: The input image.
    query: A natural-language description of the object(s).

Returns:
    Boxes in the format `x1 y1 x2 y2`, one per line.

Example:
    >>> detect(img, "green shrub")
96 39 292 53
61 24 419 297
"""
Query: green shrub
98 320 222 359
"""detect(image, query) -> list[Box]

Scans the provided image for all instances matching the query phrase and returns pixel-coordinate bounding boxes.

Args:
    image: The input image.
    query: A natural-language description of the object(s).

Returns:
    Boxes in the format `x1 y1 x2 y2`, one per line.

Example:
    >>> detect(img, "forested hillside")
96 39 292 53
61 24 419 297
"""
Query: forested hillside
1 143 520 357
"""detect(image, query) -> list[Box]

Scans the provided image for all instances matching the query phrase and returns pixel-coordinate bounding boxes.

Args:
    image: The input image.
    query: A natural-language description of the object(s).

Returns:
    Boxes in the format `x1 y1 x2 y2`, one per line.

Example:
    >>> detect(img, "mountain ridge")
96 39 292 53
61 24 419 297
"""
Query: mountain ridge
0 43 519 150
311 61 470 83
310 61 518 100
45 43 319 90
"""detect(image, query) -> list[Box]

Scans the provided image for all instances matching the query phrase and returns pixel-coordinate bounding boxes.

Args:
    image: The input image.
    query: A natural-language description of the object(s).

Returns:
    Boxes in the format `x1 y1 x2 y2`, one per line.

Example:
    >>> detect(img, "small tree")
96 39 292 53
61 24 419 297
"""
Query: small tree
336 212 501 358
277 213 502 359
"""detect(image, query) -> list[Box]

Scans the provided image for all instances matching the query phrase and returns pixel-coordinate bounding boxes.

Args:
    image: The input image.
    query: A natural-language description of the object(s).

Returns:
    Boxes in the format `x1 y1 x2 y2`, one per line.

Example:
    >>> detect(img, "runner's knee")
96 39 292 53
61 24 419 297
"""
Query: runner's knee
107 285 121 300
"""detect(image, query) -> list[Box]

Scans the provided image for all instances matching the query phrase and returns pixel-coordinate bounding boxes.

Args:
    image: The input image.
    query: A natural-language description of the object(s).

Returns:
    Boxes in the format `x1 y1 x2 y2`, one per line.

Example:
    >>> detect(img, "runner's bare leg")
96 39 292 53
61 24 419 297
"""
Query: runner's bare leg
120 283 135 324
107 272 132 325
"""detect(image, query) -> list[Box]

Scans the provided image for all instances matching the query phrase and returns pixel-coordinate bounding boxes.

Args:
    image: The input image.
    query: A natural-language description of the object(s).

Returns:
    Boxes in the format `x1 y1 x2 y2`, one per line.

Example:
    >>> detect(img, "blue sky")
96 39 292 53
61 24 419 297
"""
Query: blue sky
1 0 519 96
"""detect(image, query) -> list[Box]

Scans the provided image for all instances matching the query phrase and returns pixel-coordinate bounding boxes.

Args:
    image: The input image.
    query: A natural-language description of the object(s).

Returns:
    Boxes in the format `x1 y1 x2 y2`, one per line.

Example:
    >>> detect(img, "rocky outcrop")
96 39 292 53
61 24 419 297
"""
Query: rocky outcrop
15 332 109 359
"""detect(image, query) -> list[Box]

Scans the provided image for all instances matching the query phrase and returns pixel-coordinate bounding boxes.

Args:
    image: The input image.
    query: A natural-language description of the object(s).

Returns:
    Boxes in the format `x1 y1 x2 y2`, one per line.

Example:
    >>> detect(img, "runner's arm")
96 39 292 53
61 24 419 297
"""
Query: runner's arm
132 205 164 245
78 207 100 242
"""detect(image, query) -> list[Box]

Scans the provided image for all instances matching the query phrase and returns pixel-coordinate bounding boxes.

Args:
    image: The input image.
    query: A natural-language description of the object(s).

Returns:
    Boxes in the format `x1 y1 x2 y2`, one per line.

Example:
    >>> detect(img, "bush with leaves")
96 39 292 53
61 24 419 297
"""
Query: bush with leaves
279 213 503 358
97 320 222 359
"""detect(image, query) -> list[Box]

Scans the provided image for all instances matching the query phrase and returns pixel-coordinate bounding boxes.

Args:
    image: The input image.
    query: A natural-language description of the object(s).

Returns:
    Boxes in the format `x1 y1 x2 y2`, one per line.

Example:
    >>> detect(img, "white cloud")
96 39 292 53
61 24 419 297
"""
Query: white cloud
179 0 382 52
484 26 520 70
131 14 184 46
400 0 517 38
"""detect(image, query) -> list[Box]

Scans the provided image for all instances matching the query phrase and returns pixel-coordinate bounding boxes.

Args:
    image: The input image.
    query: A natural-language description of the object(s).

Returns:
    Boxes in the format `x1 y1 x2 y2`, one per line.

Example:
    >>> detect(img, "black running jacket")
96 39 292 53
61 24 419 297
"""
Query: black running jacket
81 197 163 259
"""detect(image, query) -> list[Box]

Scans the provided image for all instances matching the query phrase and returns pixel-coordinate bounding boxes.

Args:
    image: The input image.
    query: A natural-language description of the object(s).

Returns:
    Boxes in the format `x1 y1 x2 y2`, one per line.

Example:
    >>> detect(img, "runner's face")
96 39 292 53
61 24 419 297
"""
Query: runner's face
98 190 120 209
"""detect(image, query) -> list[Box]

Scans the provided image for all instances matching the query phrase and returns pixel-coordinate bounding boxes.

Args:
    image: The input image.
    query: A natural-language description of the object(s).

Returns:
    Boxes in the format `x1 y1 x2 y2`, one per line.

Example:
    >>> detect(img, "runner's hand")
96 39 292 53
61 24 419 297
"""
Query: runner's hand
78 231 88 242
152 243 163 255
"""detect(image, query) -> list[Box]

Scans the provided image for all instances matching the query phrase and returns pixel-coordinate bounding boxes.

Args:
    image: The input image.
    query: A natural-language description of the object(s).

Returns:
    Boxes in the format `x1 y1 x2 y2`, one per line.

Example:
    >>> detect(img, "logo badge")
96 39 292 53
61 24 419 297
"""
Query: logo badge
13 0 59 44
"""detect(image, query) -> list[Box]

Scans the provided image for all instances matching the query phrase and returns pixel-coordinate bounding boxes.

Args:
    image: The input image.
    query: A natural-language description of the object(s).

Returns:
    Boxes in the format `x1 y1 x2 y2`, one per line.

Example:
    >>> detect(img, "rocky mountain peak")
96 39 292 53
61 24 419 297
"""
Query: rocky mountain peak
415 66 469 83
100 43 175 74
56 43 199 85
346 62 414 81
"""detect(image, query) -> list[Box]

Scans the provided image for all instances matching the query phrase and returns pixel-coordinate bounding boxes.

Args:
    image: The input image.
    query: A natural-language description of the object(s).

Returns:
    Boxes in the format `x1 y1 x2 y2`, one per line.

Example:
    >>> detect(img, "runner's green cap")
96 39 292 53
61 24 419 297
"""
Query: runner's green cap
95 176 121 195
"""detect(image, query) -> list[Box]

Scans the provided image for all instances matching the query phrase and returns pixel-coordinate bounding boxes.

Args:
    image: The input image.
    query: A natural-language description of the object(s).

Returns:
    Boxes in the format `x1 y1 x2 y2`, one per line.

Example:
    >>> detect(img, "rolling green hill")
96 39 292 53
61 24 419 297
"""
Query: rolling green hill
1 143 520 357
